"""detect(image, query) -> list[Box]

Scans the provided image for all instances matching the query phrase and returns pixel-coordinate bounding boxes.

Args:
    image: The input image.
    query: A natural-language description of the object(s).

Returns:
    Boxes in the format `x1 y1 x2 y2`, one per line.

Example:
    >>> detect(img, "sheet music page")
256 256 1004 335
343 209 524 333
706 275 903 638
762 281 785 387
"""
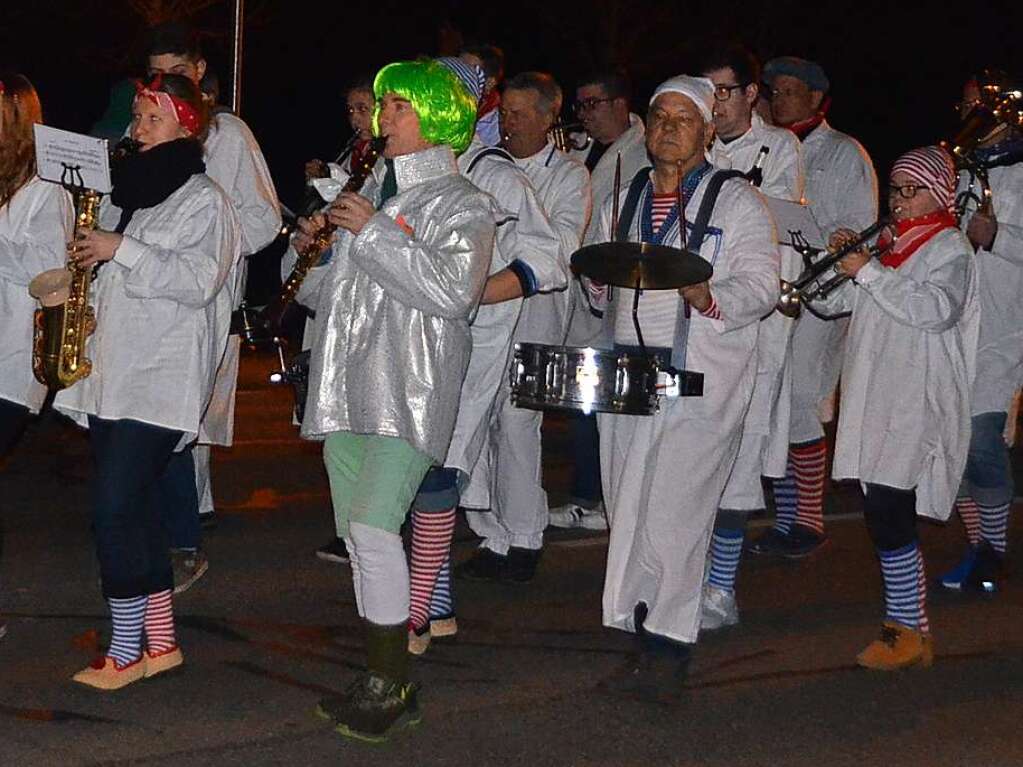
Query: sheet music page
34 125 111 193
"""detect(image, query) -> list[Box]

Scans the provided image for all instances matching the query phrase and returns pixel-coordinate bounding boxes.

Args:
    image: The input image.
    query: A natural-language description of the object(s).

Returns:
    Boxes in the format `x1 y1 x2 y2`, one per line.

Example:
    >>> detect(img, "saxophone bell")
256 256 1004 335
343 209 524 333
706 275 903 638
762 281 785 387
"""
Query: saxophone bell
28 268 73 308
27 187 101 390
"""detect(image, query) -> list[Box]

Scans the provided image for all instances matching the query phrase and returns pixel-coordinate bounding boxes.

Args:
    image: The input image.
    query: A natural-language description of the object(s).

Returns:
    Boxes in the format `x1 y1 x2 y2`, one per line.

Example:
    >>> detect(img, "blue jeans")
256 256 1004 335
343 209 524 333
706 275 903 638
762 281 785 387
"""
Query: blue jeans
0 398 30 565
0 398 29 456
159 444 201 550
862 483 918 551
961 412 1013 507
568 412 601 507
88 417 181 599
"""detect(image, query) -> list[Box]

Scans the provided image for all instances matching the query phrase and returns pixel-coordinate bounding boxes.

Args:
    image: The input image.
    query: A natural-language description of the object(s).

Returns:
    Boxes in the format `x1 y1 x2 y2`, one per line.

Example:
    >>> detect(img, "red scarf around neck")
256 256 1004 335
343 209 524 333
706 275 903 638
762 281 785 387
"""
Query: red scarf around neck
478 89 500 118
783 96 832 140
877 210 958 269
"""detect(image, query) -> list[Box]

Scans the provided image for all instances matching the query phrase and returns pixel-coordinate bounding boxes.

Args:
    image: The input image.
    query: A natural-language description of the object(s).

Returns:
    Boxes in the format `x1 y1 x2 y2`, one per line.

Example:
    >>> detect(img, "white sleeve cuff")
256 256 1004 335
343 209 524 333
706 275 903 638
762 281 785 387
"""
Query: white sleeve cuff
853 258 884 286
112 236 147 269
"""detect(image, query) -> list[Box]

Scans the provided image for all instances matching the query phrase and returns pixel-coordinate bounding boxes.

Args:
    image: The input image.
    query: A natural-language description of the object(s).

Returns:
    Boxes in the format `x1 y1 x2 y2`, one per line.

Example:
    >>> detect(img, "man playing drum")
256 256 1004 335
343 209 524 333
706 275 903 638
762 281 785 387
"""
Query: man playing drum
582 75 778 697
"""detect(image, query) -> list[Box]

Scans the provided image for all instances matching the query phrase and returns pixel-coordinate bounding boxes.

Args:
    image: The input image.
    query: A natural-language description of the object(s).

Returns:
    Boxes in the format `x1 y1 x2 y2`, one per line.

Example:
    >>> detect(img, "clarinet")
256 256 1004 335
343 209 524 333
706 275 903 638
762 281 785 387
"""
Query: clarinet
260 136 385 335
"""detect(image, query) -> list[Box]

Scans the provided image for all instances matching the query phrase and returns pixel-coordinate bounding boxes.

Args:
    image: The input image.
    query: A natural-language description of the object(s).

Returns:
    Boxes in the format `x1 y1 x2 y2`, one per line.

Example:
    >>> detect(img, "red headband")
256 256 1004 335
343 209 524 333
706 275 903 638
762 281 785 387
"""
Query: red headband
134 75 201 136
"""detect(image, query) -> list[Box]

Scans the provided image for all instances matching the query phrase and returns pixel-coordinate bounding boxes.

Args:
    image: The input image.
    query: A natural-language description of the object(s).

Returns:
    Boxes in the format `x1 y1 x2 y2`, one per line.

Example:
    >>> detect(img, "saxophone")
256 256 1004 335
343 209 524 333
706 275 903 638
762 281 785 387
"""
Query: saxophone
27 187 101 390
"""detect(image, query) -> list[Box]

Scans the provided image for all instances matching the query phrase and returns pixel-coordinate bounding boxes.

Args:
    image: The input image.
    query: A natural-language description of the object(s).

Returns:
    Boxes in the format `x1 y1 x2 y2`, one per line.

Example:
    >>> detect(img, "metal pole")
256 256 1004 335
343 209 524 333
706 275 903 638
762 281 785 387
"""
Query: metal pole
231 0 244 115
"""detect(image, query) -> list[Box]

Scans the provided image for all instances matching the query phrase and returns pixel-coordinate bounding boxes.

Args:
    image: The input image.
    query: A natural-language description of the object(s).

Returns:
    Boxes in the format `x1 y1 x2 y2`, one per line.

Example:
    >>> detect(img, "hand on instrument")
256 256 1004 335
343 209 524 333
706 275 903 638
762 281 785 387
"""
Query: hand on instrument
829 228 871 278
678 280 712 312
305 159 329 182
292 213 327 252
966 210 998 250
327 192 375 235
68 229 122 268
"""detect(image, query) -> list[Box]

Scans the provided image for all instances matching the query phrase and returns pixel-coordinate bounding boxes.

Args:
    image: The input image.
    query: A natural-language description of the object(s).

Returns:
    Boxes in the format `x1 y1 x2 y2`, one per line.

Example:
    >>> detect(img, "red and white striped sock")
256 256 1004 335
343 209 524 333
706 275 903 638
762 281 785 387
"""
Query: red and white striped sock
792 439 826 534
955 497 982 546
409 507 456 632
145 589 177 654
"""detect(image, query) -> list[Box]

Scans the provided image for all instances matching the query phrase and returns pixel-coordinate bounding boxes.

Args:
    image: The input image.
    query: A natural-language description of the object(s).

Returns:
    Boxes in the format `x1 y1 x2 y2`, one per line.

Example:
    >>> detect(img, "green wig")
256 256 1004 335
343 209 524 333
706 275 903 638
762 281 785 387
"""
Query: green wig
372 59 477 155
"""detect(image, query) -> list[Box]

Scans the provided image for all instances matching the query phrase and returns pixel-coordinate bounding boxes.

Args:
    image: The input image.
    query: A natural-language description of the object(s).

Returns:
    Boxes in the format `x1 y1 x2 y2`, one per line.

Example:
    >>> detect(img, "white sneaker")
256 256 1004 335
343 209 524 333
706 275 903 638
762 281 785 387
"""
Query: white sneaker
548 502 608 531
700 585 739 630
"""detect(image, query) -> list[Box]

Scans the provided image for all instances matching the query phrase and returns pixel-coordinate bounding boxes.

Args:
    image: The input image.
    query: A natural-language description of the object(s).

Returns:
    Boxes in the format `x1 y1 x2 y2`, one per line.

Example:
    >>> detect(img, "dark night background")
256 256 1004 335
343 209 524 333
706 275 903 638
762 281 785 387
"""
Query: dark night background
3 0 1021 227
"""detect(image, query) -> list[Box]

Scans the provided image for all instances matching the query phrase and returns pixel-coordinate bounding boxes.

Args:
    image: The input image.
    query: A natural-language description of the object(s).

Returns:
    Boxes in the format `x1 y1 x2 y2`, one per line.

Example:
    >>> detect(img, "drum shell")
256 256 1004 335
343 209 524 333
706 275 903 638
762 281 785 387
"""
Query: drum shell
509 343 658 416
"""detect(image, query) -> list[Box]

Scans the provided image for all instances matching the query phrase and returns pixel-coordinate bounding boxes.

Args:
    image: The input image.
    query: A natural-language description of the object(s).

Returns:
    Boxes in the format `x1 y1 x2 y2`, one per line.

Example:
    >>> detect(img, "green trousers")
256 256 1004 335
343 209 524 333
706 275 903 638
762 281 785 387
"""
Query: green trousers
323 431 434 538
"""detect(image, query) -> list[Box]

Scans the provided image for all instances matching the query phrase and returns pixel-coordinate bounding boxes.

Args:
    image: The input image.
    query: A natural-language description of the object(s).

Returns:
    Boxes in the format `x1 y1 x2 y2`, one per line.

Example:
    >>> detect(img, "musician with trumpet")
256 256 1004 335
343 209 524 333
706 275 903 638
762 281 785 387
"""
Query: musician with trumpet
551 69 648 532
811 147 977 670
53 74 240 689
0 75 73 642
940 71 1023 592
458 71 591 583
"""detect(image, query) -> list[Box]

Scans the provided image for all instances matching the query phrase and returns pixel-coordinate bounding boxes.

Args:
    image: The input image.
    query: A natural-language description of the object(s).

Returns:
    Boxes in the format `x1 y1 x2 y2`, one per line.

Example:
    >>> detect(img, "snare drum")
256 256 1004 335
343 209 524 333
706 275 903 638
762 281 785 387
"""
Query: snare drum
509 343 660 416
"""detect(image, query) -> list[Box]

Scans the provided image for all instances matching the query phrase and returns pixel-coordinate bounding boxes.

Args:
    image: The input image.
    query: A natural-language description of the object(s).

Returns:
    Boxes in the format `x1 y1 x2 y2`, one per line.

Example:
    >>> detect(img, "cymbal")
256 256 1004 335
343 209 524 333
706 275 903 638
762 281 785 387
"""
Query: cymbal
570 241 713 290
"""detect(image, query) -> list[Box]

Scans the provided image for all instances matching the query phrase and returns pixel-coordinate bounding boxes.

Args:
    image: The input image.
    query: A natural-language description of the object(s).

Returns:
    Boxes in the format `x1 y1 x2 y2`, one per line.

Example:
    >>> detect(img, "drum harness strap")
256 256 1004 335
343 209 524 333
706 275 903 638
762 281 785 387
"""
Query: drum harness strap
467 146 516 174
612 166 745 389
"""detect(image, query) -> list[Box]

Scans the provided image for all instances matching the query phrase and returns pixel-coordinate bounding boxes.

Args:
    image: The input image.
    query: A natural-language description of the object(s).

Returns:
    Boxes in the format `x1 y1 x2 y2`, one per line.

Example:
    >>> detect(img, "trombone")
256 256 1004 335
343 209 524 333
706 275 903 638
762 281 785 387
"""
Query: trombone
777 218 893 318
944 87 1023 217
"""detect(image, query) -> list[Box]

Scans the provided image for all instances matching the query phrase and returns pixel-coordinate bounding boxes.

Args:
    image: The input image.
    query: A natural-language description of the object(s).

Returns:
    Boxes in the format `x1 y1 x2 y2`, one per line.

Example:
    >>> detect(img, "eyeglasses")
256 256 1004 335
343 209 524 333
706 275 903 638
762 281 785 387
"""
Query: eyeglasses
887 183 931 199
713 84 747 102
573 97 614 114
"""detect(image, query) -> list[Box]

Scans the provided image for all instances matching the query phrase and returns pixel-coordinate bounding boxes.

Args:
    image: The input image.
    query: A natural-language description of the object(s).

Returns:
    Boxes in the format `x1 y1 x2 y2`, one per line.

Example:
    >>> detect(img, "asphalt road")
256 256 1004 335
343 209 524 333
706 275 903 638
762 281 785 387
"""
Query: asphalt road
1 349 1020 766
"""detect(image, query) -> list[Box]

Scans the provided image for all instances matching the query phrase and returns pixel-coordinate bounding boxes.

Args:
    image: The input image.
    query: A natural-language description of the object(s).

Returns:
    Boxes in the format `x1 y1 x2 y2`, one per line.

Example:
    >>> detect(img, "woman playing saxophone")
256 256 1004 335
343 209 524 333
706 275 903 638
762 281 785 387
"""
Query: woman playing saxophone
53 74 240 690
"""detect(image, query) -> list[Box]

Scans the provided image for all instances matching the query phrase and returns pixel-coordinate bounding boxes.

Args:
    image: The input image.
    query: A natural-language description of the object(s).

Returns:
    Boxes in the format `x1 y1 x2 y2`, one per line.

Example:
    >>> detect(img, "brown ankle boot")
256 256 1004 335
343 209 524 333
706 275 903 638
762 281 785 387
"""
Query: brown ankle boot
856 621 933 670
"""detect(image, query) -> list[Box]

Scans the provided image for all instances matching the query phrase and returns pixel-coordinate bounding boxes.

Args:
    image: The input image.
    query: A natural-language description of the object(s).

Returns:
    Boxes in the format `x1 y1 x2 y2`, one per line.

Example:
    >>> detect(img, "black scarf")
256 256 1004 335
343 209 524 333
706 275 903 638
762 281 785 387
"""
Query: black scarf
111 138 206 233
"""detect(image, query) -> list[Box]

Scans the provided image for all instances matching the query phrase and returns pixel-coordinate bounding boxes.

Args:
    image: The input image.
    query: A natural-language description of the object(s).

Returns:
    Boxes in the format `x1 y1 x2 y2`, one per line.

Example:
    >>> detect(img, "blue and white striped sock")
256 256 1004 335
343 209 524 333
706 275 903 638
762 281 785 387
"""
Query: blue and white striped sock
707 528 745 593
107 596 146 667
772 456 798 535
428 556 454 620
979 502 1010 554
879 542 928 632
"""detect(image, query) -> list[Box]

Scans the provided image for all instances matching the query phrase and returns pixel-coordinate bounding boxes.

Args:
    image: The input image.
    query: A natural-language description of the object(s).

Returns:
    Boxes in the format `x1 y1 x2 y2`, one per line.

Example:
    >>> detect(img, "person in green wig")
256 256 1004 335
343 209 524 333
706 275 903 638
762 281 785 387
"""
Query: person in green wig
289 59 496 743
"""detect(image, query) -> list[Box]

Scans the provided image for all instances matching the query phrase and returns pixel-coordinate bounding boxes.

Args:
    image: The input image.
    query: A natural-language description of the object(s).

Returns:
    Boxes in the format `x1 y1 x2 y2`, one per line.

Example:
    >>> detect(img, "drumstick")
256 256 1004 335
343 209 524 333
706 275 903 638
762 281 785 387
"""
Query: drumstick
677 161 691 319
607 153 622 304
611 153 621 242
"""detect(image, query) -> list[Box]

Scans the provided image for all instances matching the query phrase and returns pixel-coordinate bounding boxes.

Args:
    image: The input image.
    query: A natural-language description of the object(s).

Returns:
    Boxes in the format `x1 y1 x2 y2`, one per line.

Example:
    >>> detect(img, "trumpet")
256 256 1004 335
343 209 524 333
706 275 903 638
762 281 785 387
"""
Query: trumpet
548 121 591 152
945 87 1023 217
777 217 893 318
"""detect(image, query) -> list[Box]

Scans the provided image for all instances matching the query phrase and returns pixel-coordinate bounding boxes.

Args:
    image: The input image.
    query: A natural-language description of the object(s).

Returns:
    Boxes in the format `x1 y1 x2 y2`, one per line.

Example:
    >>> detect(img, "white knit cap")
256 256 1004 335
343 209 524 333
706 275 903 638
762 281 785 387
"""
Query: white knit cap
649 75 715 123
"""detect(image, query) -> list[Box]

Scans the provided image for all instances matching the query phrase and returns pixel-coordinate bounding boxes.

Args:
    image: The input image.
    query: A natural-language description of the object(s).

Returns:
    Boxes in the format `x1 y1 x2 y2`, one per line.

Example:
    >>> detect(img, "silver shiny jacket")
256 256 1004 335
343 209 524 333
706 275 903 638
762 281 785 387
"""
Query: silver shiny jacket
301 145 498 463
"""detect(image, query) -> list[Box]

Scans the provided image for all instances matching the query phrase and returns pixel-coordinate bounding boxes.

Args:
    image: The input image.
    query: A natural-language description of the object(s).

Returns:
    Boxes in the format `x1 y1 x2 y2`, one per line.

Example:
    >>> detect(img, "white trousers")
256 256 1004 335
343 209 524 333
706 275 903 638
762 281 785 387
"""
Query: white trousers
719 362 792 510
599 401 743 643
345 522 409 625
193 444 215 515
464 387 547 554
789 311 847 443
